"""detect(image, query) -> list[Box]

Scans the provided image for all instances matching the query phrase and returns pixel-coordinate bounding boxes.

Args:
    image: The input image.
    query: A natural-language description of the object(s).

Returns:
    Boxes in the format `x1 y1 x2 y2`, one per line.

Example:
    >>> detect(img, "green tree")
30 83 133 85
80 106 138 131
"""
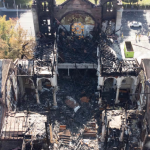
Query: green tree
0 15 35 59
122 0 139 6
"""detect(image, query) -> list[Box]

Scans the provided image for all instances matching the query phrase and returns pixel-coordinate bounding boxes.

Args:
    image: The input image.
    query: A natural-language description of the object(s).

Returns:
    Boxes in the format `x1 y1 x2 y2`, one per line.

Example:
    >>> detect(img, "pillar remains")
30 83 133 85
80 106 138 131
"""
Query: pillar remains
115 8 123 37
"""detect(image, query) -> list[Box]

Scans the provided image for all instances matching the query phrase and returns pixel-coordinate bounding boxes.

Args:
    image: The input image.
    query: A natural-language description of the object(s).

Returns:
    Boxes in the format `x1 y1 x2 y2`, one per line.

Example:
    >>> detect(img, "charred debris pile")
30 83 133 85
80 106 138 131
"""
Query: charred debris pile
18 80 53 112
48 69 101 149
56 69 99 125
100 110 145 150
14 23 143 150
57 27 113 63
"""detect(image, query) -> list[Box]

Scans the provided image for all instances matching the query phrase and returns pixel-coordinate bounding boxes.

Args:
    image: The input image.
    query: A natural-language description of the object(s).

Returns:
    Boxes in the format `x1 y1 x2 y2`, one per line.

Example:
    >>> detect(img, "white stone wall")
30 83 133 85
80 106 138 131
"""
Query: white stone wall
120 77 133 89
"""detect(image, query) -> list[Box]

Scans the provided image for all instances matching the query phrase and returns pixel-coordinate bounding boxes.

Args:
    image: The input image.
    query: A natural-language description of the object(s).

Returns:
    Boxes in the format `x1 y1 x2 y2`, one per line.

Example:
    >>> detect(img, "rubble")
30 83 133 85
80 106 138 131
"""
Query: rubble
65 96 80 113
102 20 116 36
1 1 145 149
80 96 90 103
100 110 144 150
58 34 97 63
1 112 47 140
18 82 53 112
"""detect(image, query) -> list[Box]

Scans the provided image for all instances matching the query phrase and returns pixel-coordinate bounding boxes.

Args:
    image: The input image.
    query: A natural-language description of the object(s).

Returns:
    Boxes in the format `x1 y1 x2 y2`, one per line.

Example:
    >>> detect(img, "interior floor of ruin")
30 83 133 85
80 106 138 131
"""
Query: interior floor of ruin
14 69 143 150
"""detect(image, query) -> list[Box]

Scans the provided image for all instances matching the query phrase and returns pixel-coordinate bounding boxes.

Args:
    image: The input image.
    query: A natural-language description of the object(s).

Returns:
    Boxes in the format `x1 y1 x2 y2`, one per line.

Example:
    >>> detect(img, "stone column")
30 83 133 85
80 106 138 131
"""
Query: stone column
35 88 40 104
99 86 103 105
115 7 123 37
101 123 106 142
35 78 40 104
98 91 102 104
115 86 120 104
131 84 137 101
113 78 117 88
97 46 100 90
119 125 125 141
37 79 42 91
53 86 58 107
22 139 26 150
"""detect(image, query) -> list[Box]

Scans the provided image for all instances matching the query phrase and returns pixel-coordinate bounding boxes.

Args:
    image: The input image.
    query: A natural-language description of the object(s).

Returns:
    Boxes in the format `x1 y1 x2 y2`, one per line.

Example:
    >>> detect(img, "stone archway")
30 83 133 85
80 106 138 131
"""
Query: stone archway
104 77 117 92
59 11 96 36
119 77 135 102
37 78 54 106
37 78 51 91
60 11 96 25
54 0 101 26
102 77 117 104
120 77 135 91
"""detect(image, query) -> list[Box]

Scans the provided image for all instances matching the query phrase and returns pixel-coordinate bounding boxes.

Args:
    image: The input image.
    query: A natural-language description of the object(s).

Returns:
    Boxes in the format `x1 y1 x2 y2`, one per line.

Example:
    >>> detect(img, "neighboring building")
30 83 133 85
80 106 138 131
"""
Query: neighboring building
140 59 150 150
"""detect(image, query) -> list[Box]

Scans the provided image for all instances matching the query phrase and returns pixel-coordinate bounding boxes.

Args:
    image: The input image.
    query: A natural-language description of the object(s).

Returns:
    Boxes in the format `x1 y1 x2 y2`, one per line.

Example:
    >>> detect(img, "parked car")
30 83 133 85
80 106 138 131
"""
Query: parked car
130 21 142 27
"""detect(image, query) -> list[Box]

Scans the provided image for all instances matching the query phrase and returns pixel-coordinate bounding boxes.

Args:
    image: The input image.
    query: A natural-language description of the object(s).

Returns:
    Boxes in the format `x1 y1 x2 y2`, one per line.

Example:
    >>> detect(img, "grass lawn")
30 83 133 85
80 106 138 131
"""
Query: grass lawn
122 0 150 5
56 0 66 5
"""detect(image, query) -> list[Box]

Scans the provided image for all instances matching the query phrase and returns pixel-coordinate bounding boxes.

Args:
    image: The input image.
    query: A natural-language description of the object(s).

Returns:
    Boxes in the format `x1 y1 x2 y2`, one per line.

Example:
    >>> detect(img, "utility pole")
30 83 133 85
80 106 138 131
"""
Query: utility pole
3 0 5 8
17 5 18 19
14 0 16 8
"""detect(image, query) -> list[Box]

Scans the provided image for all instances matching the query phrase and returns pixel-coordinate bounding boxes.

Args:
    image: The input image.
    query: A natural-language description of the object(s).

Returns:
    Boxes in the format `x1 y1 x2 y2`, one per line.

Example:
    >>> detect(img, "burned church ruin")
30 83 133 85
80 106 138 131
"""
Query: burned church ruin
0 0 148 150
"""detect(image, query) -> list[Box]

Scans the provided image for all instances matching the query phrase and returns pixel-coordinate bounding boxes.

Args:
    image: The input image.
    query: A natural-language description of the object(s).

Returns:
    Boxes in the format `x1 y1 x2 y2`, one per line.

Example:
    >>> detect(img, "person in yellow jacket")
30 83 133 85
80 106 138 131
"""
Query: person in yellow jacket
122 33 123 39
135 34 137 40
139 34 141 41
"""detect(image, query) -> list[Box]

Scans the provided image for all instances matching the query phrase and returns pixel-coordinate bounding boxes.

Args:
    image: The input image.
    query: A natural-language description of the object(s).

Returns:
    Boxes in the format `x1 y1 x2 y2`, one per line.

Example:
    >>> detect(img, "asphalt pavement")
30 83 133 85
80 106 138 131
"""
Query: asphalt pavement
0 8 35 36
121 10 150 36
120 10 150 64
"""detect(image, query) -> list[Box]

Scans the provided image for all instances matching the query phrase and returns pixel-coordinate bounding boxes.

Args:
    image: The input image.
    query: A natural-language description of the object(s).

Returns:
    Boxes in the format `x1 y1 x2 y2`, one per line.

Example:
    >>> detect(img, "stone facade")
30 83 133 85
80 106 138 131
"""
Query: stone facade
32 0 122 37
54 0 101 25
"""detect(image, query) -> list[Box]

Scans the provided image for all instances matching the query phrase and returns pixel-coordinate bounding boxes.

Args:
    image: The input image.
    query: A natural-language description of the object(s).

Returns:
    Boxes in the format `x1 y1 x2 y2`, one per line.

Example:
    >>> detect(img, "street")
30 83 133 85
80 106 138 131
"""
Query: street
0 10 35 36
121 10 150 37
120 10 150 64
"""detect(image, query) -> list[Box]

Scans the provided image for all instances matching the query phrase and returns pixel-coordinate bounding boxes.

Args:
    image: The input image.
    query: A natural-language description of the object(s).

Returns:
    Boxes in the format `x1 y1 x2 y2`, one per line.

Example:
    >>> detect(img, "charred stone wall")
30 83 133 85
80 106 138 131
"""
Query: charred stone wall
54 0 101 26
101 0 118 21
32 0 121 37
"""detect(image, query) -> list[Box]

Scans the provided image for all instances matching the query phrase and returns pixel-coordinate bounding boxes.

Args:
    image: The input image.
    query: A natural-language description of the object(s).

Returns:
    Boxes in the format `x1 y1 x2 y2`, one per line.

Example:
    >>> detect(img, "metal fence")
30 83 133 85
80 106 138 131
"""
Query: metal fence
3 3 31 9
122 4 150 9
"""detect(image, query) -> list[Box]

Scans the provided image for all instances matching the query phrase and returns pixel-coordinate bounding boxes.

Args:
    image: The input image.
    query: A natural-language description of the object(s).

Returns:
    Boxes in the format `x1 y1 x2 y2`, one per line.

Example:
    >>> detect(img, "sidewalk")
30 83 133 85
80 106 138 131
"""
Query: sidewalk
119 35 150 64
123 35 150 41
0 7 30 11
